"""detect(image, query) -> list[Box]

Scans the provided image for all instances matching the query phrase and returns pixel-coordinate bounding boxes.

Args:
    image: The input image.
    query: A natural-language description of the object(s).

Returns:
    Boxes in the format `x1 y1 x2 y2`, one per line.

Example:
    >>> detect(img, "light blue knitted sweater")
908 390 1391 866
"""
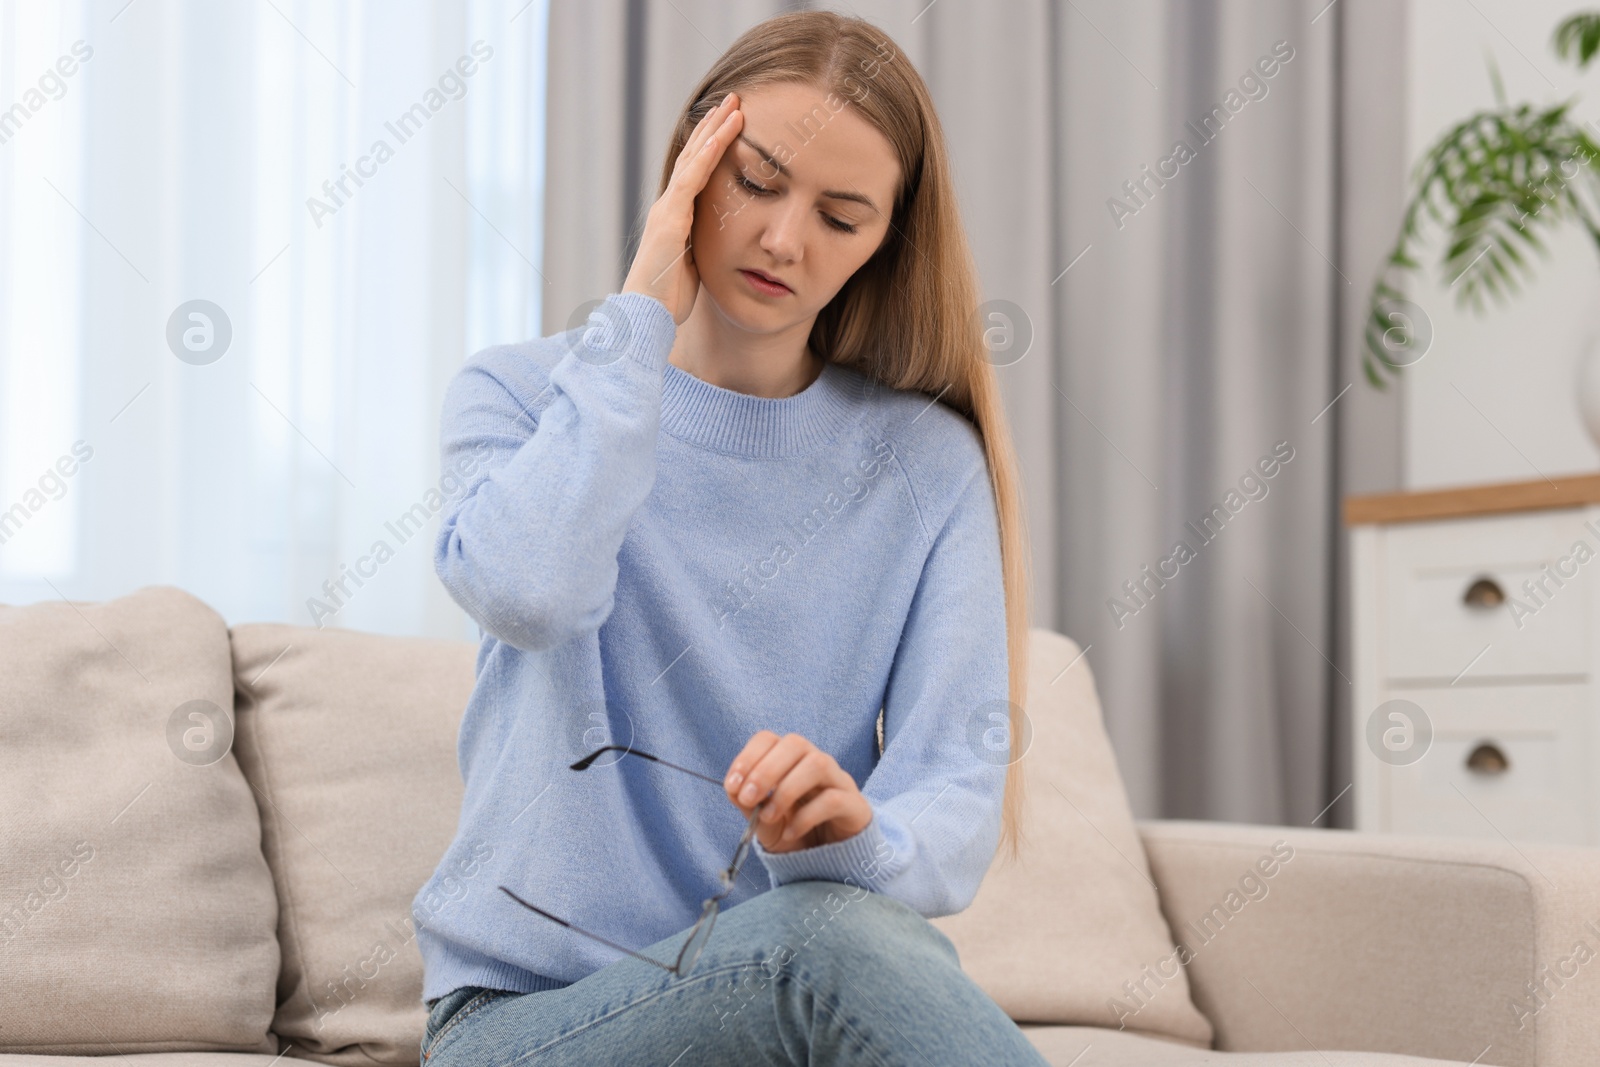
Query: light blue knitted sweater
413 290 1010 1002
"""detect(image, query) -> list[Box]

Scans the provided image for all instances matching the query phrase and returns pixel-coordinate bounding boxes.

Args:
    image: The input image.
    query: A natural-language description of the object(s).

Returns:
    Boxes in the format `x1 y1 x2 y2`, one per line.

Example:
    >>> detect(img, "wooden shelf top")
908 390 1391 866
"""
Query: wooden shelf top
1345 472 1600 525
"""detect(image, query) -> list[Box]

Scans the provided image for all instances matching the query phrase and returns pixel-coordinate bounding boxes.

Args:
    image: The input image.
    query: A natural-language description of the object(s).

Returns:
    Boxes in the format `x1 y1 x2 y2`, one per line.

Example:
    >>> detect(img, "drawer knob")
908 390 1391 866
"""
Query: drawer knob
1462 576 1506 608
1465 741 1510 775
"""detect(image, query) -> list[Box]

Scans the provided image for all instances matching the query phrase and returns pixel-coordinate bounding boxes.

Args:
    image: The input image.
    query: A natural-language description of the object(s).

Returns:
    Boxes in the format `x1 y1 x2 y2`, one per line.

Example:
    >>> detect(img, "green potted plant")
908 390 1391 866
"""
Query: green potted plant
1364 10 1600 430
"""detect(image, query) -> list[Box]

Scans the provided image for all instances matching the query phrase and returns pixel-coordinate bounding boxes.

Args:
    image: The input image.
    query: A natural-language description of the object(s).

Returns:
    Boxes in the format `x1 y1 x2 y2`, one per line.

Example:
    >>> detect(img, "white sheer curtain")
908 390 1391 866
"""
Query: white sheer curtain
0 0 550 641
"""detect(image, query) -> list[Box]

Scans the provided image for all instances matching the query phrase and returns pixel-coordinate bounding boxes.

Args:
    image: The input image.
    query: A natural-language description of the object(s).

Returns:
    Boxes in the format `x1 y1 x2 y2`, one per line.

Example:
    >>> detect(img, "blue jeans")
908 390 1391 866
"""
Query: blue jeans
420 879 1049 1065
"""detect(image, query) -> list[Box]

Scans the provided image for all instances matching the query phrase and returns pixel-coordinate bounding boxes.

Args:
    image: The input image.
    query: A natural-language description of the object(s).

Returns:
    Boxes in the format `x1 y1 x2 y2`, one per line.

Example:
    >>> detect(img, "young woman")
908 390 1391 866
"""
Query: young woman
413 10 1043 1065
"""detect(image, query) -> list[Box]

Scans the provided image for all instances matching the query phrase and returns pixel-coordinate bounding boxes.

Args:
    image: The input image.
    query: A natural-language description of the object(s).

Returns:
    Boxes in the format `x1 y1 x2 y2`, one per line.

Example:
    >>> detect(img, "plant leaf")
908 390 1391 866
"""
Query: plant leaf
1555 12 1600 69
1362 92 1600 386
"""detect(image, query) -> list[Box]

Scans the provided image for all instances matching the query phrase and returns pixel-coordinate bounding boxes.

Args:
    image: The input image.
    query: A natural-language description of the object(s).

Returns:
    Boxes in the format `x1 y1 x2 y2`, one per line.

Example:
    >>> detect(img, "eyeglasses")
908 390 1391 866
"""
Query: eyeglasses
497 745 770 979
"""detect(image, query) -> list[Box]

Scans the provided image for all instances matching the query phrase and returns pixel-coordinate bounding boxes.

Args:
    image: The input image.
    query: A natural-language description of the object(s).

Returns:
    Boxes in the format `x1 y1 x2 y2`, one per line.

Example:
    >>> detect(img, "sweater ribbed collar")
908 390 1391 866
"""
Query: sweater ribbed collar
660 358 865 458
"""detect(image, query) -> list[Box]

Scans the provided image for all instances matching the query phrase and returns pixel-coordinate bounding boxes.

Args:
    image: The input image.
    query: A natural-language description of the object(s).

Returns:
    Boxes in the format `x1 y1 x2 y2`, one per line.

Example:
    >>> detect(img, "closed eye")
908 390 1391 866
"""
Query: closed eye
734 173 858 235
734 173 772 197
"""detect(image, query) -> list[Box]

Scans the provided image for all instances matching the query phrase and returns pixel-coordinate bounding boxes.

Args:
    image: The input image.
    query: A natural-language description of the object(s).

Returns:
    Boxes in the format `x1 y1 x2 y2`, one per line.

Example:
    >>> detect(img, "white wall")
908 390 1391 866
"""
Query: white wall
1404 0 1600 489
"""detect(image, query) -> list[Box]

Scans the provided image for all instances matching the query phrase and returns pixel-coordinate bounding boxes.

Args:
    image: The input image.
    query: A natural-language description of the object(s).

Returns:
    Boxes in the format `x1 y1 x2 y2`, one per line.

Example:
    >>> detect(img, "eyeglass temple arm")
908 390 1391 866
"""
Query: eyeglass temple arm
497 885 678 974
571 745 726 788
574 746 774 818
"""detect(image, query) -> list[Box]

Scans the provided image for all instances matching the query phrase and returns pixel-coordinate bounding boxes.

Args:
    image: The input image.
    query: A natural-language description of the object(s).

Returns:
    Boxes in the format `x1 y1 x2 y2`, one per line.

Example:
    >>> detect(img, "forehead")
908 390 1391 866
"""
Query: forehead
733 81 901 209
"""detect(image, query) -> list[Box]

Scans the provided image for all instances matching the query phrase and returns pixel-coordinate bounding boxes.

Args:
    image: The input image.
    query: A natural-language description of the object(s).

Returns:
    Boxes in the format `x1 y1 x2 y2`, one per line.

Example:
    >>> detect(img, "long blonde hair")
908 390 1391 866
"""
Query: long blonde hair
654 11 1034 860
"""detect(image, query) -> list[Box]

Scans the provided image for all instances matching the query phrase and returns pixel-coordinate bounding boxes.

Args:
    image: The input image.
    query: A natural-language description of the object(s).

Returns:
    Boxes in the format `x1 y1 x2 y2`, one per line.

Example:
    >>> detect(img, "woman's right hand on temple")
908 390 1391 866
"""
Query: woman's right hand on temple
622 91 743 325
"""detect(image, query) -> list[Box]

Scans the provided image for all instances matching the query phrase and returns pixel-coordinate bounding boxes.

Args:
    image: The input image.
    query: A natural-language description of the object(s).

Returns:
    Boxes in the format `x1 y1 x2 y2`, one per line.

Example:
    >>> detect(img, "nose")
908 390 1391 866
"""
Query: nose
758 201 805 265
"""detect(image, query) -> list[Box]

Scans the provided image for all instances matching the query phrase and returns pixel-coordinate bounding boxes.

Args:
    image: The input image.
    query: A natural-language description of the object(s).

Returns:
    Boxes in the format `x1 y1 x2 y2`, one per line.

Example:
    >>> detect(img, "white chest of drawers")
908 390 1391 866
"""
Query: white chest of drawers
1348 477 1600 847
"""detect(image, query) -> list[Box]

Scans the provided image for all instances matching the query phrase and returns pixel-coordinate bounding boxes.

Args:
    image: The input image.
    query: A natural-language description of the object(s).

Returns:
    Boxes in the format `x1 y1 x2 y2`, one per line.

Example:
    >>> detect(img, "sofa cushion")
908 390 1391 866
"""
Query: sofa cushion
229 623 476 1066
0 585 279 1056
930 629 1215 1047
1018 1025 1486 1065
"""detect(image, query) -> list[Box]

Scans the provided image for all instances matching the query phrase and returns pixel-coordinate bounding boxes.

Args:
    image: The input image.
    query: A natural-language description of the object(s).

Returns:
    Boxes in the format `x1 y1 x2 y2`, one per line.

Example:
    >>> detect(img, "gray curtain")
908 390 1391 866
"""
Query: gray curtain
1053 0 1339 827
541 0 1385 828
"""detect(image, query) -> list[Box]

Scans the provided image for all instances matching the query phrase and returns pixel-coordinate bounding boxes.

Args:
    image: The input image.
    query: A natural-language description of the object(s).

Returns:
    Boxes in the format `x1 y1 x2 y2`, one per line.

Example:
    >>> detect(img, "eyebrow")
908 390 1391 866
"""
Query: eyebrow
737 134 880 214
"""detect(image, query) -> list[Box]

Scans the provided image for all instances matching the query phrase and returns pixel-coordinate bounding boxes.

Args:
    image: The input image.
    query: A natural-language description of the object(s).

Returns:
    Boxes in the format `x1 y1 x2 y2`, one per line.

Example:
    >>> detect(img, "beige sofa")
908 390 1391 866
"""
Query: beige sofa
2 585 1596 1066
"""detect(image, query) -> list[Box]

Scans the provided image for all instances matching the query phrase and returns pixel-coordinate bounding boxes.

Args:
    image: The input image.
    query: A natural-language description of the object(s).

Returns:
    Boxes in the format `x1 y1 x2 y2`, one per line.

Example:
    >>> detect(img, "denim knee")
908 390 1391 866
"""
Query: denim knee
706 881 969 1038
752 880 962 981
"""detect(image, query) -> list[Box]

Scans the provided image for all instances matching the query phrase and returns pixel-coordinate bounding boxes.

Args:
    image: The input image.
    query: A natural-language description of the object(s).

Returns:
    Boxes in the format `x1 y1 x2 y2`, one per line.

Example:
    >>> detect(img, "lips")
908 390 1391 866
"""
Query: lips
741 268 791 292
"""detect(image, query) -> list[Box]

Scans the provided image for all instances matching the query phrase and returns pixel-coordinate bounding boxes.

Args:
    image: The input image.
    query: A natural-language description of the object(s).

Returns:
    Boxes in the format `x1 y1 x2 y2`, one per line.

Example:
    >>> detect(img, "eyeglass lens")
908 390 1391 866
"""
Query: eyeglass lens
677 898 719 975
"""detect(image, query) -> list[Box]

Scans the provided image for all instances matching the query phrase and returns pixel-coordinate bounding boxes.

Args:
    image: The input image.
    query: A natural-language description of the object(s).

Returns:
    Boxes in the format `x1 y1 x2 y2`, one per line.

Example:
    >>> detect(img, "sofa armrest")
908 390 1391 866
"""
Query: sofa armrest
1137 819 1600 1067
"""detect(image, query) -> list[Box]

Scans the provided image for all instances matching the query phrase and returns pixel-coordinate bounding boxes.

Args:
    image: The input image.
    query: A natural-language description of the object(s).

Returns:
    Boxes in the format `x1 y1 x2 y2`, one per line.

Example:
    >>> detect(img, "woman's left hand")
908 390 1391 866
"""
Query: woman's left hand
724 731 872 853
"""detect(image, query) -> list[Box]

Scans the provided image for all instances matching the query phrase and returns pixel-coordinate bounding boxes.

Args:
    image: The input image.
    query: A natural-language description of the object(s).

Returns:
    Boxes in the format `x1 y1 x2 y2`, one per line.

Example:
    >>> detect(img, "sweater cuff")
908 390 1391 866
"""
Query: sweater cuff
751 808 900 892
577 291 676 373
